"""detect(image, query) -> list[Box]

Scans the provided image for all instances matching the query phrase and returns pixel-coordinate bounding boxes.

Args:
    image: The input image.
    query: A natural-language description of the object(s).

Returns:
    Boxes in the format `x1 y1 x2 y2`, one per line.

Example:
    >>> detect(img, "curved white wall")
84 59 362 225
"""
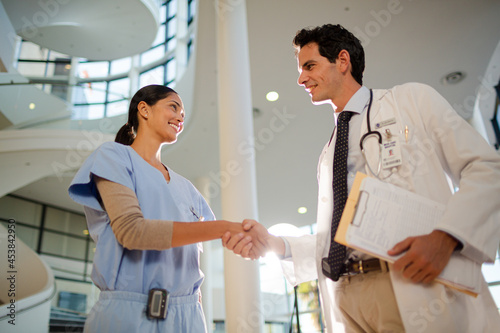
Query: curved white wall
0 129 113 198
0 223 55 333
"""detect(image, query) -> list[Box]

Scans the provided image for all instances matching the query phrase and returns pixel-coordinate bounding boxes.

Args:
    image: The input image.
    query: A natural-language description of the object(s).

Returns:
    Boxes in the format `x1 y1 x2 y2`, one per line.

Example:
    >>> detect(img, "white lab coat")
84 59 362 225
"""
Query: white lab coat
281 83 500 333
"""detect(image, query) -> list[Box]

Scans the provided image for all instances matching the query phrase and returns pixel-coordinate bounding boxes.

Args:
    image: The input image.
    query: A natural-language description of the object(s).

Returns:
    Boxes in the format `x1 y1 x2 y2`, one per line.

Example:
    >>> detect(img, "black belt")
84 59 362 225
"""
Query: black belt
341 258 387 276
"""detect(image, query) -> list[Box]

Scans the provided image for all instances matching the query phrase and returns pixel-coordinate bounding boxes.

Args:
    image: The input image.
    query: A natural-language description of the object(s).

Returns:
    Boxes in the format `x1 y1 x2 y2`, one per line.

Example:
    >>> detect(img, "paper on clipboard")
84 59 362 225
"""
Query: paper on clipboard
334 172 481 296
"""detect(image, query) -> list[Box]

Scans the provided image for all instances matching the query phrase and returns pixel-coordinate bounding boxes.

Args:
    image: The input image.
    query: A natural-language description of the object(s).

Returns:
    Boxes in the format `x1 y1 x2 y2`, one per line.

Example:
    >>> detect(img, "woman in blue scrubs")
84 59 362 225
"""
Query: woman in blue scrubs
69 85 259 332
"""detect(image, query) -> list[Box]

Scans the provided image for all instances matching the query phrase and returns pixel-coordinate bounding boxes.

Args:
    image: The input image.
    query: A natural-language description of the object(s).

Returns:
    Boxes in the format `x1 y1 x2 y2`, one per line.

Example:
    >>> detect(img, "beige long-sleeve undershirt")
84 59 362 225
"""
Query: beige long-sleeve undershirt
95 176 173 250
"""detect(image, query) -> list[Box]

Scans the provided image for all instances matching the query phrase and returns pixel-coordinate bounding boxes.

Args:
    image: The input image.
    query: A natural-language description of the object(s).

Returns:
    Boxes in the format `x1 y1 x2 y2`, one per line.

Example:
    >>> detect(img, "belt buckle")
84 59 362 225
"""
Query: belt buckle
357 260 364 274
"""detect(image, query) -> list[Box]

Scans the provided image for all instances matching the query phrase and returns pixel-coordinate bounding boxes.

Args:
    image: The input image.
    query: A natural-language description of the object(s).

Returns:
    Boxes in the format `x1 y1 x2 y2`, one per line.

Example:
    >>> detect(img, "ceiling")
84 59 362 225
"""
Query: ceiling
2 0 160 60
9 0 500 231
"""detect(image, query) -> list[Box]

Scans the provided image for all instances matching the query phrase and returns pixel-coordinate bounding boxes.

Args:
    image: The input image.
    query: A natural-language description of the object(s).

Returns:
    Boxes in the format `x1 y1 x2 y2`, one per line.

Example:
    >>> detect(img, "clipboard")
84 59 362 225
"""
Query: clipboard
334 172 481 296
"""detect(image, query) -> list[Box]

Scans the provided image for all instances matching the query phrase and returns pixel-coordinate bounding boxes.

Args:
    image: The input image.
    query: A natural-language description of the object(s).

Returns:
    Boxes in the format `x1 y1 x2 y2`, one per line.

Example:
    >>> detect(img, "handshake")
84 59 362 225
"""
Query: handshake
221 219 285 260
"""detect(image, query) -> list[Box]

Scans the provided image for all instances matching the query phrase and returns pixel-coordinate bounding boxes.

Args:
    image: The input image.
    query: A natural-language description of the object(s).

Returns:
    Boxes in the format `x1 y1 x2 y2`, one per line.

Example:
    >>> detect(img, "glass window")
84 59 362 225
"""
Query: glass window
188 0 196 24
0 221 39 250
187 34 194 60
36 84 52 94
72 104 105 120
108 78 130 102
260 223 322 331
45 62 57 77
166 38 177 53
73 84 91 104
44 207 87 236
14 0 194 121
167 0 177 17
58 291 88 312
80 81 107 104
50 60 72 76
488 284 500 310
110 57 132 75
16 61 47 77
140 66 165 87
87 104 106 120
167 17 177 39
0 196 42 227
483 258 500 284
15 224 40 250
296 281 322 331
159 3 167 23
106 100 129 117
141 45 166 66
166 58 176 83
78 61 110 78
87 243 96 262
41 231 87 260
18 41 49 60
48 50 71 61
260 254 288 295
152 24 166 47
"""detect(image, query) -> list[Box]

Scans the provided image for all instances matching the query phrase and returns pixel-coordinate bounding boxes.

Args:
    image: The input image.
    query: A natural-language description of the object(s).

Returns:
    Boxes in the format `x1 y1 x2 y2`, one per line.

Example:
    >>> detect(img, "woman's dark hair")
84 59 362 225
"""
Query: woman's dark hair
293 24 365 85
115 85 178 145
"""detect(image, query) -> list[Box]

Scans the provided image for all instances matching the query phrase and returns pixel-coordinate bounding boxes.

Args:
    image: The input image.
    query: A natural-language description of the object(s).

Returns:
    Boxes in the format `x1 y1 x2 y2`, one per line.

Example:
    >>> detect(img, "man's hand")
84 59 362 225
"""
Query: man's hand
388 230 459 284
222 219 282 259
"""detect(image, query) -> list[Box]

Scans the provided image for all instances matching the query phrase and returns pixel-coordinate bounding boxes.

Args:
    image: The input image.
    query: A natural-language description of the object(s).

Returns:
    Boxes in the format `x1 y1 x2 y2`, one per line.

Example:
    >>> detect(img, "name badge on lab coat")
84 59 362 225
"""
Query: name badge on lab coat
381 136 402 169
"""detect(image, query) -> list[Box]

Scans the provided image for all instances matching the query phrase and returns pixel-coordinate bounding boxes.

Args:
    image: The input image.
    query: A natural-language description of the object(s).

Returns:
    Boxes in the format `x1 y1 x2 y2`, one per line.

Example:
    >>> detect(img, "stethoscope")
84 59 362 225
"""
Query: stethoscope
359 89 383 177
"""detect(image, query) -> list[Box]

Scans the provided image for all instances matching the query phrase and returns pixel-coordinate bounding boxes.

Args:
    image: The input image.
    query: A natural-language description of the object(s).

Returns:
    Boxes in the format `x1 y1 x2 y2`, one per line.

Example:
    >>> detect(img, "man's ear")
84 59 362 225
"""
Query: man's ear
337 49 351 74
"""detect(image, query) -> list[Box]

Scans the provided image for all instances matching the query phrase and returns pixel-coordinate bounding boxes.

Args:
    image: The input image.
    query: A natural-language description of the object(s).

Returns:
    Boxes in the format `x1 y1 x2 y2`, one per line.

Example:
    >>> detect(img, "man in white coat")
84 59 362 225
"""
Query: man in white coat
224 24 500 332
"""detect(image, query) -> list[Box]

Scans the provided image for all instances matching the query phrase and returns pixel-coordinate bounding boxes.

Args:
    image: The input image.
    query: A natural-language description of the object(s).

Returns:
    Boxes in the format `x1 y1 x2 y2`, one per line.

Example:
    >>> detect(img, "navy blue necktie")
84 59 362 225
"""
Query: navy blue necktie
322 111 353 281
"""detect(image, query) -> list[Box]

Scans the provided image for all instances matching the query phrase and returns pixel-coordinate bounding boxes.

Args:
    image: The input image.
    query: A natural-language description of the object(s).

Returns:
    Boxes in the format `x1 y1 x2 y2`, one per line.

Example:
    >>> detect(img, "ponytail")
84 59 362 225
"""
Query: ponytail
115 85 178 145
115 123 135 145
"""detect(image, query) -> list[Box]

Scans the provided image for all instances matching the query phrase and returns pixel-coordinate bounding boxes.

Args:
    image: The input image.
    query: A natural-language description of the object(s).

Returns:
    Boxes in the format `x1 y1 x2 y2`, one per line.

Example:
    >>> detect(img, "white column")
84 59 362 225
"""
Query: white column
195 176 214 333
216 0 264 332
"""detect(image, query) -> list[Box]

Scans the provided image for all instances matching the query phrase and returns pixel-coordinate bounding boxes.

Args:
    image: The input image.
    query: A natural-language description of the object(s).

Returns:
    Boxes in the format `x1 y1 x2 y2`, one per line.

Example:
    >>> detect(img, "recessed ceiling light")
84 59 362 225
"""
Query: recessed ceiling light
29 103 36 110
298 207 308 214
442 71 465 85
266 91 279 102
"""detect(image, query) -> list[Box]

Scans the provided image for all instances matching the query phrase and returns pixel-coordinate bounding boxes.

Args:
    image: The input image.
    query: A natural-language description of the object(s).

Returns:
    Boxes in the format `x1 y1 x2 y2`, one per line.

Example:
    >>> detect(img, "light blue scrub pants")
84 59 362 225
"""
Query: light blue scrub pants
84 291 206 332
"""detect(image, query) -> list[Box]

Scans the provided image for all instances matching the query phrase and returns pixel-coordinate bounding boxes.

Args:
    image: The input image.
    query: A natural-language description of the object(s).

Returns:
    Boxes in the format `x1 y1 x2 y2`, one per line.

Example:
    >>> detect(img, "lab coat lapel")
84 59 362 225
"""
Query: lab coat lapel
316 135 336 258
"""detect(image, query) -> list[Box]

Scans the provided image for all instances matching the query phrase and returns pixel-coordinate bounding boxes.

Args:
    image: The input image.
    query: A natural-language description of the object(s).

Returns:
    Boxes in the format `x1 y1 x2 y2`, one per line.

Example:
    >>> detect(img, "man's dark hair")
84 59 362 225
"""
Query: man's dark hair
293 24 365 85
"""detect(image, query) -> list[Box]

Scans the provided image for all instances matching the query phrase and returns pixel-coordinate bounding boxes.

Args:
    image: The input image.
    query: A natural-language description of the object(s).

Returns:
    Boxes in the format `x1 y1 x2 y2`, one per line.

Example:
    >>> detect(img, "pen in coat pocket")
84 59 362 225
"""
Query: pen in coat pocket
190 206 204 221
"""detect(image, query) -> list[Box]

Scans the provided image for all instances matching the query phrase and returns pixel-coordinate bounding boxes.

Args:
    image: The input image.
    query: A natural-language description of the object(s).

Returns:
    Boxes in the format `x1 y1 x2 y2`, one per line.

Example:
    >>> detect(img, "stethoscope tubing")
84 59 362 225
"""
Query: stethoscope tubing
359 89 382 151
359 89 383 177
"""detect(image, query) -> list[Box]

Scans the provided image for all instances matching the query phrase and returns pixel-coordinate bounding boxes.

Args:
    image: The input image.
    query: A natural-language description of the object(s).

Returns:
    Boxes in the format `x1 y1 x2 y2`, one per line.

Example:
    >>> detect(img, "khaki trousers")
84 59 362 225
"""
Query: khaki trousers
334 268 404 333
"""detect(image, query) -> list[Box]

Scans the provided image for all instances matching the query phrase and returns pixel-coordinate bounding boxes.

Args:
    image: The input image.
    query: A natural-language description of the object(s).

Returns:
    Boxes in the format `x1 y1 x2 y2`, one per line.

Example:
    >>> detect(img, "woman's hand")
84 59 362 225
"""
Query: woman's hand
222 219 283 260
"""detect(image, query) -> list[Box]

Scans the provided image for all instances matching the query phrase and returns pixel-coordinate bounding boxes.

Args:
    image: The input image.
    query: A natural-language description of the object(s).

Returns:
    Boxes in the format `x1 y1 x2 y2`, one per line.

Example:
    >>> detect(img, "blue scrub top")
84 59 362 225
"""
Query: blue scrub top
68 142 215 297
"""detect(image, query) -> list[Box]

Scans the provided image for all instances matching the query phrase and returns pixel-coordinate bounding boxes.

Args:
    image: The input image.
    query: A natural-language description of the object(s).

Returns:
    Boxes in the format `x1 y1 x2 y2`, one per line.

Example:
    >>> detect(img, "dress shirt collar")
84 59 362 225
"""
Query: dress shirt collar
330 86 370 146
339 86 370 118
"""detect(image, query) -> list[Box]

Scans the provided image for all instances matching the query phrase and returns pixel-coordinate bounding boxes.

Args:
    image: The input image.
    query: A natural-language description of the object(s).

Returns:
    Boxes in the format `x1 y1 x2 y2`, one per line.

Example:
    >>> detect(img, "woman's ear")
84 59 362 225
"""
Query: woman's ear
137 101 150 120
